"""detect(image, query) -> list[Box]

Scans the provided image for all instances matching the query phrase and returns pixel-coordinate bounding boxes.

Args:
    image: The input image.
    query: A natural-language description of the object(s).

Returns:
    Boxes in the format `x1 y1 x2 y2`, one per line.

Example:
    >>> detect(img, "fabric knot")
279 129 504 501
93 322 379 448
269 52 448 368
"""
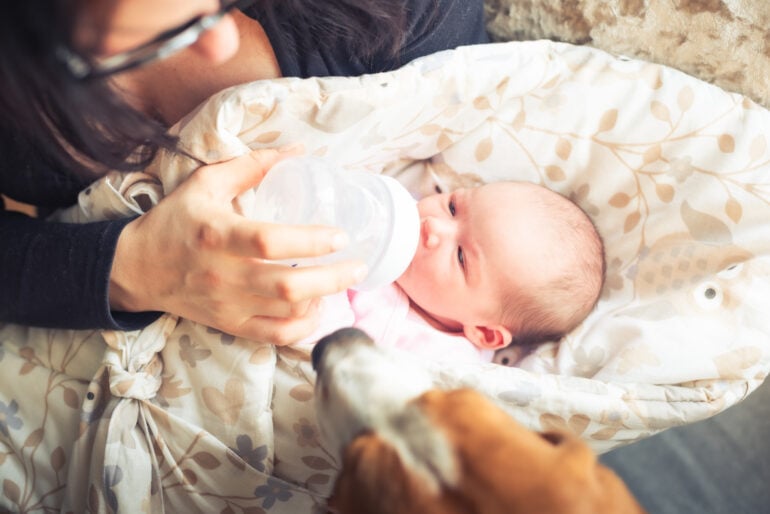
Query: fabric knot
105 355 163 400
106 364 162 400
100 315 176 400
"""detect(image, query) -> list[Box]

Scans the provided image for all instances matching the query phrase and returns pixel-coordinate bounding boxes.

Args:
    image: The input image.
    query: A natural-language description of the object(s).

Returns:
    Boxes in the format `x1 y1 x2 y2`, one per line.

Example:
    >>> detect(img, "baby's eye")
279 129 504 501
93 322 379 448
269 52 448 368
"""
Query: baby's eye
457 247 465 268
449 198 456 216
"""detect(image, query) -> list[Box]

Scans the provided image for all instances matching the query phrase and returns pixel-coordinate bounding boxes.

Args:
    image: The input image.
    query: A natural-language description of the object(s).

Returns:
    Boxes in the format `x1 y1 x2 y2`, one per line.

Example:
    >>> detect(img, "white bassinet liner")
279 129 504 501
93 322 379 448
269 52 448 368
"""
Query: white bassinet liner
2 40 770 512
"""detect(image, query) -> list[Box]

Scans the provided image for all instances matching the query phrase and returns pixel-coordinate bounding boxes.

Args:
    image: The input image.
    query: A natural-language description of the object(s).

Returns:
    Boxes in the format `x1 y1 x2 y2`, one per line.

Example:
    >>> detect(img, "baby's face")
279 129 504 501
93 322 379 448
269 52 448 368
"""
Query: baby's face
396 182 560 334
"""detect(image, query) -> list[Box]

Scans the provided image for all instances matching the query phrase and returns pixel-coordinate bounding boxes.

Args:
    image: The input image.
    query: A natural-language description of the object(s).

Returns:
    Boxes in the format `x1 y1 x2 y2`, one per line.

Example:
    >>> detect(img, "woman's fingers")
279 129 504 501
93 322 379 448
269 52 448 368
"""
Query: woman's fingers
195 296 322 345
112 146 365 346
222 216 350 260
235 308 322 346
243 260 368 303
239 295 317 319
200 145 303 199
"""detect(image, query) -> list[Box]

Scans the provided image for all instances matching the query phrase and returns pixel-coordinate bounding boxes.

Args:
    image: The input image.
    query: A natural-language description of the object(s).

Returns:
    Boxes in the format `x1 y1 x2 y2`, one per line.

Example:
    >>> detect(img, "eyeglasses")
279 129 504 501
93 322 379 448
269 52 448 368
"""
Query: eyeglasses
58 0 256 80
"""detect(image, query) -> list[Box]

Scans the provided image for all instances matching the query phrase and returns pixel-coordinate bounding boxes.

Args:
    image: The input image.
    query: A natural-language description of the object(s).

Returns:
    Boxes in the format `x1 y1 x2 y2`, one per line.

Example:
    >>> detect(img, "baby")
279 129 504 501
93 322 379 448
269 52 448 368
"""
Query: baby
55 163 603 363
309 179 606 363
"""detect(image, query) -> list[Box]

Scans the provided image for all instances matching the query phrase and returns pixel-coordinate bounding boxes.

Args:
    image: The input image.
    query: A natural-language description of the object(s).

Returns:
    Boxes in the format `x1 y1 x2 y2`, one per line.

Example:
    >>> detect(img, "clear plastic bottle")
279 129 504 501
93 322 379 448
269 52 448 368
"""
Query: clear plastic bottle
245 156 420 290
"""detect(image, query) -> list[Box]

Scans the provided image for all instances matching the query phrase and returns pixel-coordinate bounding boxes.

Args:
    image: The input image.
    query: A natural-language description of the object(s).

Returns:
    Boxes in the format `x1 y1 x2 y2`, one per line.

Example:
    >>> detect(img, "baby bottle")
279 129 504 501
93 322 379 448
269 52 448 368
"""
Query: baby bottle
246 156 420 290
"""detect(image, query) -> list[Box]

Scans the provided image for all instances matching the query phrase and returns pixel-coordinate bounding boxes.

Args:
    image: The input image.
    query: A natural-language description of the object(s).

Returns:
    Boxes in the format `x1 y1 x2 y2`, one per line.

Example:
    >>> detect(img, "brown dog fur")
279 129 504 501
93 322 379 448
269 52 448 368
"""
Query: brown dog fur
329 388 646 514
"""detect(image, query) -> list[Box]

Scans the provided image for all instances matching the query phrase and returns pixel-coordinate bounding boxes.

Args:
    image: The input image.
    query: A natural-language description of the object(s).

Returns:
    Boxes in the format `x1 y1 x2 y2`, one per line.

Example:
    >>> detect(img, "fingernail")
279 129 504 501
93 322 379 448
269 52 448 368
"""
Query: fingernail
331 232 349 251
354 264 369 283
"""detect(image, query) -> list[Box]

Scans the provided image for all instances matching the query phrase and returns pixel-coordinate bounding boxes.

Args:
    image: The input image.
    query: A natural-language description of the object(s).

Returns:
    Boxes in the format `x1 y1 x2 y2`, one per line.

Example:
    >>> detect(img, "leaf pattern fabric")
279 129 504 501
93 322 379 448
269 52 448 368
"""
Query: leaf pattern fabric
2 40 770 512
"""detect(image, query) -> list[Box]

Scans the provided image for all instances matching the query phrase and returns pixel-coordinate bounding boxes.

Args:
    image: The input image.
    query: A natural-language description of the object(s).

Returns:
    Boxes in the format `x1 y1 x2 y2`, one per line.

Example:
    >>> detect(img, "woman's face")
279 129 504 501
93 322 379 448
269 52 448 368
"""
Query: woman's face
73 0 239 64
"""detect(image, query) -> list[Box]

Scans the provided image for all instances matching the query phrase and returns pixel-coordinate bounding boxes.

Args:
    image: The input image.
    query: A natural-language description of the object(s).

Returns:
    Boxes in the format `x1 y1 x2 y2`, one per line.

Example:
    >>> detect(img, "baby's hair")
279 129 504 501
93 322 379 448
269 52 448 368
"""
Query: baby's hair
500 185 606 346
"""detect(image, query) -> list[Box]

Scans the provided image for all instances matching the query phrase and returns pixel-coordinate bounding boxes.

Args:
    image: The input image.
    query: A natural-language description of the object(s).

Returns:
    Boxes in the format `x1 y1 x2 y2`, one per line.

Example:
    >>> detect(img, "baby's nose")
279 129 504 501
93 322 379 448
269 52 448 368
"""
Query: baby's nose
422 216 451 249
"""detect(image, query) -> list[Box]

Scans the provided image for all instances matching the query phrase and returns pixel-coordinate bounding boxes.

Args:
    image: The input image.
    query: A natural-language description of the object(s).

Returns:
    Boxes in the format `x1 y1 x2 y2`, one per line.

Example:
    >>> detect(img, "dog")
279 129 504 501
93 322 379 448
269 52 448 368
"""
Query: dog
312 327 647 514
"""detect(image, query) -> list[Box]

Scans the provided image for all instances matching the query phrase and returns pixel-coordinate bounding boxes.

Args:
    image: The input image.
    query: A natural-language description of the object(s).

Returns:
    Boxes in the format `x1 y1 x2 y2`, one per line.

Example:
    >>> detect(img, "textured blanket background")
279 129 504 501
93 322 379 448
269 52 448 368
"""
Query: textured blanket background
485 0 770 109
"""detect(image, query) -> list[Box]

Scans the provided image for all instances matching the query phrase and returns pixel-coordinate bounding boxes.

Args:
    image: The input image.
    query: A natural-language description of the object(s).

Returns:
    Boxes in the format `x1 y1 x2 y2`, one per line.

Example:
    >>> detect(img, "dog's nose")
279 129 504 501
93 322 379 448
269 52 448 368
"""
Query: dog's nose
311 333 331 372
311 327 375 372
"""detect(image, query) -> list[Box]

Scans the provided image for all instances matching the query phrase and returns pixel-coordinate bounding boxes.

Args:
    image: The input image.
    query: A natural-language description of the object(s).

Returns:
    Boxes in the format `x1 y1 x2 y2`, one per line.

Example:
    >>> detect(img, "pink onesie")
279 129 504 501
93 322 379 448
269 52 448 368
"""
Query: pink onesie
303 284 493 363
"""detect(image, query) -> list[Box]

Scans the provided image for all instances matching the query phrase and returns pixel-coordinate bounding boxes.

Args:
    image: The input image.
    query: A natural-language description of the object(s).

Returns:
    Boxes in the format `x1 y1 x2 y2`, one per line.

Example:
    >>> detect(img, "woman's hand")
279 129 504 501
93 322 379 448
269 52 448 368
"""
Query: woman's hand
109 147 367 345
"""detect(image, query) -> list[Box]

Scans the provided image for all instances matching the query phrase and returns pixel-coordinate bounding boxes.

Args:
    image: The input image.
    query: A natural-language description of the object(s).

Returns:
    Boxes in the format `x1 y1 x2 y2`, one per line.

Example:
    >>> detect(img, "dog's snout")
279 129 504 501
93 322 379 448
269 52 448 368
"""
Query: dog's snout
312 327 374 372
311 333 331 371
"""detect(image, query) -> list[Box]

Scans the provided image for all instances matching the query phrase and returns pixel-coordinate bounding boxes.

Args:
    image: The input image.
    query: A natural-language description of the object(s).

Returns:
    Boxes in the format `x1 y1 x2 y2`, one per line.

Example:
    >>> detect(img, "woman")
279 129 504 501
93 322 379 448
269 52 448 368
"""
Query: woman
0 0 489 344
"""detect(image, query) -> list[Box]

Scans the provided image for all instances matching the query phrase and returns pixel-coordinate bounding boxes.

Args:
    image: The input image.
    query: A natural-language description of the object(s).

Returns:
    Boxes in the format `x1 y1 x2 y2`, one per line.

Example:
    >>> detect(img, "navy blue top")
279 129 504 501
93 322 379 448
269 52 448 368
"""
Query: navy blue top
0 0 489 330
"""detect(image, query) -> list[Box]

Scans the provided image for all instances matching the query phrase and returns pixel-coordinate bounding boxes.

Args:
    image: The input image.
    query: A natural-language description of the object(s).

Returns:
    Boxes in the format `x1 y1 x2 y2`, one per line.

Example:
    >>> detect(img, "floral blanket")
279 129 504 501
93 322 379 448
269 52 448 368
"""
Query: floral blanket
2 40 770 512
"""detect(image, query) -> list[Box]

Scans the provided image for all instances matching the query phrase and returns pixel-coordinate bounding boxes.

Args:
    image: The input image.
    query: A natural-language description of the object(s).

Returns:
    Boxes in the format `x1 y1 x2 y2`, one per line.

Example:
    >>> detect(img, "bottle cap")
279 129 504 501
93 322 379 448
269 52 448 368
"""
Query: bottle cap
354 174 420 290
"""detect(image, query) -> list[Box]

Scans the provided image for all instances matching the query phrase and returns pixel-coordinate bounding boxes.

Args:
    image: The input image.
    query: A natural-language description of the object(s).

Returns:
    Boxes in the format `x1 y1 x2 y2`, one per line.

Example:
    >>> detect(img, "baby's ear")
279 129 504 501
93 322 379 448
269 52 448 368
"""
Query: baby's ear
463 325 512 350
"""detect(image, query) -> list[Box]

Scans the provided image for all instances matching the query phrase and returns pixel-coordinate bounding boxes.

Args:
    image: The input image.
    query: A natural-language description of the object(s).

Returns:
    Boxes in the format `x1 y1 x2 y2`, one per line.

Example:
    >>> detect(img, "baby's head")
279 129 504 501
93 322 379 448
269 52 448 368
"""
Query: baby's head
396 181 605 350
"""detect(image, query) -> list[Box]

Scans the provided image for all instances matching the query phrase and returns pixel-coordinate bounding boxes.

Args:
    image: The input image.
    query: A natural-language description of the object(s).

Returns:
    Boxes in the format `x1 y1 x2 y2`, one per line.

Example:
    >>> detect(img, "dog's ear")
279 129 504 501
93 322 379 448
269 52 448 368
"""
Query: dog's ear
329 433 402 514
538 432 648 514
463 324 511 350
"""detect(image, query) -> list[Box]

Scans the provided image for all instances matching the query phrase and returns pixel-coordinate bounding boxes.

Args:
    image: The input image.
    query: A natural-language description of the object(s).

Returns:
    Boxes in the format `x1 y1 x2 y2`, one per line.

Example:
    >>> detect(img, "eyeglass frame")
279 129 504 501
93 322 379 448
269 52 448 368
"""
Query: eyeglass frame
57 0 256 80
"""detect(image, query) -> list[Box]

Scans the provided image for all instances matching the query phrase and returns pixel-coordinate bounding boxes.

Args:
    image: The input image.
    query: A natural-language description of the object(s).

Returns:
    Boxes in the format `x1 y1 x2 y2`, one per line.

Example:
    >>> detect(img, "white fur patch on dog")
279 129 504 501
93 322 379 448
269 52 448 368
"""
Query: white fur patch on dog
313 328 458 492
378 402 459 492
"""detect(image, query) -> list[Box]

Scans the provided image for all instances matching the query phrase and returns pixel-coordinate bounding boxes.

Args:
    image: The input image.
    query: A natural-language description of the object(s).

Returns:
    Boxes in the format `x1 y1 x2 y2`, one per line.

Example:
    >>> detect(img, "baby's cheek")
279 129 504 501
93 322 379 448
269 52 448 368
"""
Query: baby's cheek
396 259 429 297
404 247 425 275
395 260 416 290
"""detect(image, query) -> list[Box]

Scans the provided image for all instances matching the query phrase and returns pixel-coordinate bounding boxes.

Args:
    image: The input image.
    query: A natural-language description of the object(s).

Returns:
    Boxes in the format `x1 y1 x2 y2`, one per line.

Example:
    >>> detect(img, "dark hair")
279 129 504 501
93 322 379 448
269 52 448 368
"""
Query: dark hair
0 0 411 178
0 1 176 178
253 0 410 64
